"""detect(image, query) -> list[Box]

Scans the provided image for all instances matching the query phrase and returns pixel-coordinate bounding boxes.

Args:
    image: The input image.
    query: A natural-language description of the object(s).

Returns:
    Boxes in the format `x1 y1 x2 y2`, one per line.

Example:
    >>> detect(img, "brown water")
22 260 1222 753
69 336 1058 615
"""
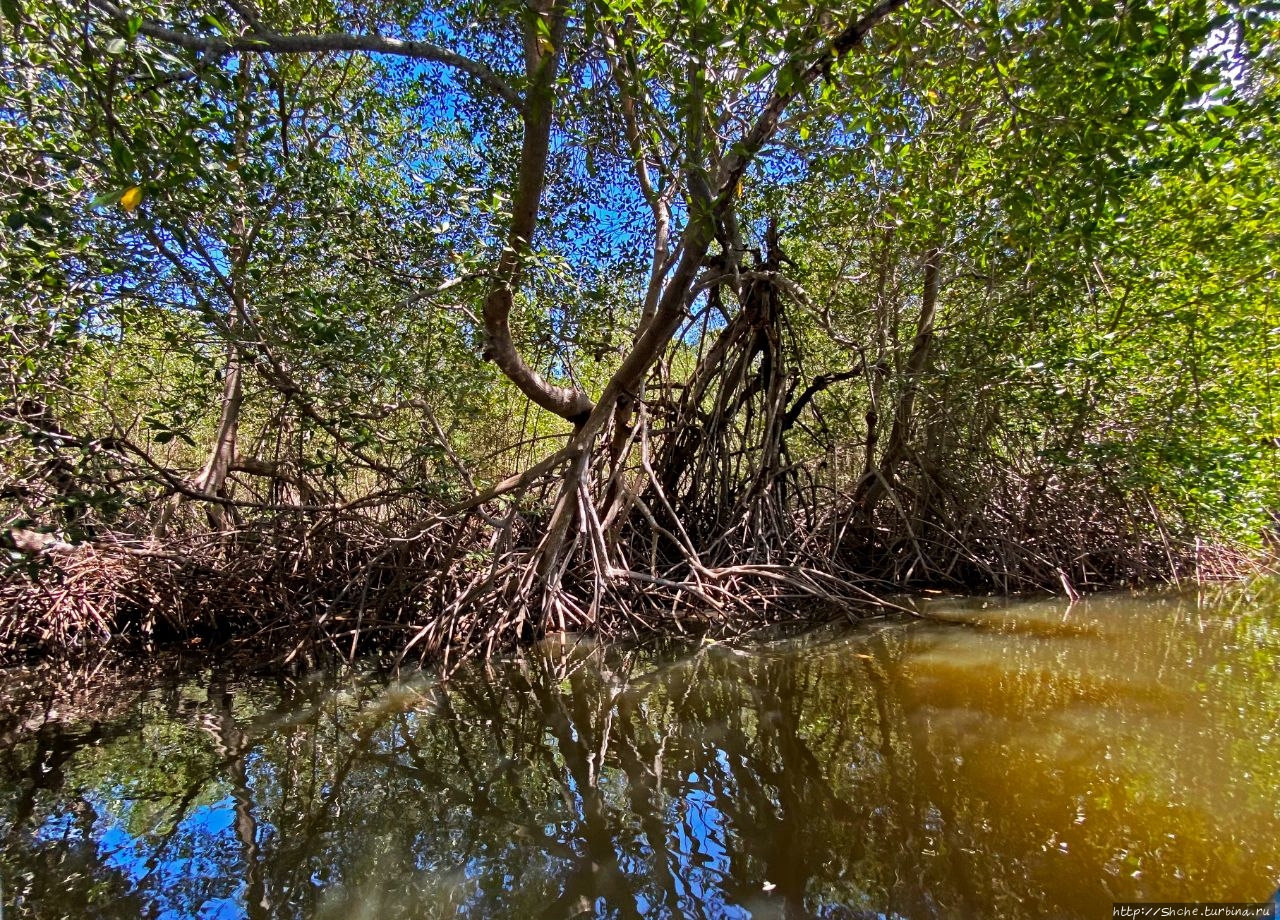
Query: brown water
2 581 1279 918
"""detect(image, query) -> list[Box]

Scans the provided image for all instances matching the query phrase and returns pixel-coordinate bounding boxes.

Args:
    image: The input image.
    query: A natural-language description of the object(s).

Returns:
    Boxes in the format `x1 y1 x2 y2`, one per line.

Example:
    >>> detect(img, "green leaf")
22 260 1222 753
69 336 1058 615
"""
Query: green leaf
89 189 126 209
775 66 793 96
199 13 231 36
0 0 20 28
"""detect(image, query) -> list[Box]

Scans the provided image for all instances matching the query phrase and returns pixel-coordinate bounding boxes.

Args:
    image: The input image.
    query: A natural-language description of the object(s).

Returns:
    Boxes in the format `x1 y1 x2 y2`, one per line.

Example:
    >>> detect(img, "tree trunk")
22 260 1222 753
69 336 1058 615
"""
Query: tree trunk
191 341 244 529
855 245 942 516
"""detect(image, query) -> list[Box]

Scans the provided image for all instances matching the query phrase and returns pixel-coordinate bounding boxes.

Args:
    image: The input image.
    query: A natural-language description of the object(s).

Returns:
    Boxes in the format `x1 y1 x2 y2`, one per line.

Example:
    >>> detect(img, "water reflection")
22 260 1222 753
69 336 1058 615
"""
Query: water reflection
2 582 1279 918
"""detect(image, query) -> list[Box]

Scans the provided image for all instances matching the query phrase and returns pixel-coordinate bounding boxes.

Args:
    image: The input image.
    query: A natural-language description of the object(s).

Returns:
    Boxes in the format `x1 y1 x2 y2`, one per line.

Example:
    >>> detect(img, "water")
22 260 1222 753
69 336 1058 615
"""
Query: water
2 581 1279 918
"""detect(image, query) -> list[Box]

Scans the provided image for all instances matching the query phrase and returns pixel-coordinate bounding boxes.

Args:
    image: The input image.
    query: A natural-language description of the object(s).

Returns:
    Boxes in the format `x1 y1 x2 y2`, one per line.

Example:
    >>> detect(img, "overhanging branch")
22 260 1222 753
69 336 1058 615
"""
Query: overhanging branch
715 0 911 201
86 0 522 108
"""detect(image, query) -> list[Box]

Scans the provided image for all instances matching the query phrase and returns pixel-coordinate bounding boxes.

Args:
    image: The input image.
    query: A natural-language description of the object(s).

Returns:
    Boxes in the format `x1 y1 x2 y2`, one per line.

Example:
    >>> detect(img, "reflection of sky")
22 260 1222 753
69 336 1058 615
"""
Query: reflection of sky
6 586 1280 918
95 794 248 919
27 783 267 919
668 763 751 920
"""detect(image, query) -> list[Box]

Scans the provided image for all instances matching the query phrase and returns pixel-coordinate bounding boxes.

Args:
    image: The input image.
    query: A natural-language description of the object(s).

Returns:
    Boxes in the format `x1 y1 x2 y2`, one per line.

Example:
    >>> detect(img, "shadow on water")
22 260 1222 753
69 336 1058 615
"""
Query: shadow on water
2 580 1280 918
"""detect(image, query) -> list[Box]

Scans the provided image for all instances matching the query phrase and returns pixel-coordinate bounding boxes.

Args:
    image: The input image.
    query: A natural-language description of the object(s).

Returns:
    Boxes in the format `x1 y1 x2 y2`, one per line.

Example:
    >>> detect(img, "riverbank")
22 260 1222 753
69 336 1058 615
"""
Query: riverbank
1 520 1264 665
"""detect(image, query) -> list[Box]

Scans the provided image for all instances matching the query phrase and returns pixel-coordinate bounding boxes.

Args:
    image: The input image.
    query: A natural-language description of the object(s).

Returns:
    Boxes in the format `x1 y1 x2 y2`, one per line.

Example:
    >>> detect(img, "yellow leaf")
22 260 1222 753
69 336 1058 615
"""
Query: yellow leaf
537 37 555 56
120 186 143 213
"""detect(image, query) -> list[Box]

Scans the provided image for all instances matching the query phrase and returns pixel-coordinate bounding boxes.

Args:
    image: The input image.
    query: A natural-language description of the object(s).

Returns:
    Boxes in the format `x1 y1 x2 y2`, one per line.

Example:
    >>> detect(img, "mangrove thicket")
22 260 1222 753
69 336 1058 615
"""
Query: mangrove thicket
1 0 1276 659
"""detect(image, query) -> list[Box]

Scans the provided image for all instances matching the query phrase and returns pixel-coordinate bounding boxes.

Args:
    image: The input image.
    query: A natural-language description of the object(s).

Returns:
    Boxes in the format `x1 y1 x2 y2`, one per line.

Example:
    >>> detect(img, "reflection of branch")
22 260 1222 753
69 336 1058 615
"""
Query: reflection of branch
131 771 224 885
2 721 125 844
256 689 383 896
534 665 646 920
205 685 272 919
395 691 581 862
366 740 582 862
613 695 684 914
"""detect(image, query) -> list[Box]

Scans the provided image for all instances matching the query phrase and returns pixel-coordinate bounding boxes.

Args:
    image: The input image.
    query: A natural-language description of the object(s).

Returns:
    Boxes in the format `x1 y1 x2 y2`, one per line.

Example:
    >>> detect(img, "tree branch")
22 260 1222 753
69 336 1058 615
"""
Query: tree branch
782 370 865 433
715 0 911 200
579 0 912 453
480 2 595 425
86 0 522 108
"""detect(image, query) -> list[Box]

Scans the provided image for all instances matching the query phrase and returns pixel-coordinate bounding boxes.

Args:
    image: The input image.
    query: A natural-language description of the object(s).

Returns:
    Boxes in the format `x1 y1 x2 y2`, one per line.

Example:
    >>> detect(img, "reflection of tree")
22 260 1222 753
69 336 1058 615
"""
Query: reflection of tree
3 589 1280 918
204 674 270 920
0 719 147 916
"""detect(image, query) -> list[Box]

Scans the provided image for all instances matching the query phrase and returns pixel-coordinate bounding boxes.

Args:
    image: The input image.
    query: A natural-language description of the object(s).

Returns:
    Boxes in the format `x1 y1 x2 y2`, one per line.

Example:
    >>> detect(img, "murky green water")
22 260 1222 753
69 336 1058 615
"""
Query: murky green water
3 581 1279 919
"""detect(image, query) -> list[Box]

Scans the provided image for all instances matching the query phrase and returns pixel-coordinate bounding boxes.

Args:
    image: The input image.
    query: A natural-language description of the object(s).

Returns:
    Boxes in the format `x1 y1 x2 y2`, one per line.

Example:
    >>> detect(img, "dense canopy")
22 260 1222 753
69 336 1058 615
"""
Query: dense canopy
1 0 1276 657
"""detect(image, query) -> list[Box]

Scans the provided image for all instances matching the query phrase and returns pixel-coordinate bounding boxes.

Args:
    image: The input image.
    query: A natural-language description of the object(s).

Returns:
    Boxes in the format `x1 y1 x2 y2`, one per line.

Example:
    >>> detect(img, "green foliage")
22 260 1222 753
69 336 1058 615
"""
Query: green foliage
755 0 1279 550
0 0 1274 590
